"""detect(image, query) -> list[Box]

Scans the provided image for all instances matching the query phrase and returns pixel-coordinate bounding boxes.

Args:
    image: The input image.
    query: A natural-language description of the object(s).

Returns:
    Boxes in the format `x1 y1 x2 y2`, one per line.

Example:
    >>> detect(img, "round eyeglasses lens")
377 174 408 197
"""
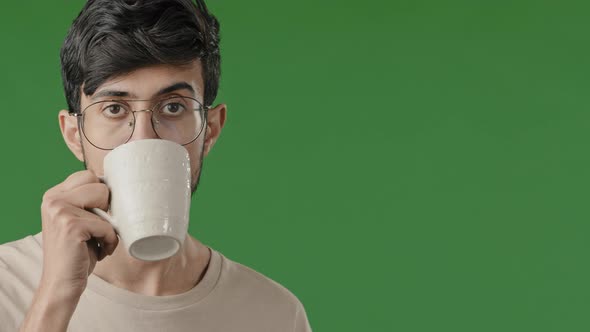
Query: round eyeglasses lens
151 96 206 146
82 101 134 150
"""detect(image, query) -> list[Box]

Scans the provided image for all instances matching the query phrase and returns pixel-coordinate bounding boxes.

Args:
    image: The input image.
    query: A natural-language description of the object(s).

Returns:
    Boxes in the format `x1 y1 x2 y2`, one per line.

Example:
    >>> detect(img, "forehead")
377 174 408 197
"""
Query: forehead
81 61 204 104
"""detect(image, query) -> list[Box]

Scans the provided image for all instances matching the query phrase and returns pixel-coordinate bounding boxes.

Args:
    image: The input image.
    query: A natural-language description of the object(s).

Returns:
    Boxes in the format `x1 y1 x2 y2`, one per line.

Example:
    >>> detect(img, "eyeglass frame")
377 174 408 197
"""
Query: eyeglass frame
69 95 211 151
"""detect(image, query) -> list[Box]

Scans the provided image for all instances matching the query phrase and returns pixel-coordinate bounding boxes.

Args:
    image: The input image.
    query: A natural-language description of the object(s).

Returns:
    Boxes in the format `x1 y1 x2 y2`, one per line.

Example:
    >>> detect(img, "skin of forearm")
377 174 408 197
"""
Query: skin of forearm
19 285 80 332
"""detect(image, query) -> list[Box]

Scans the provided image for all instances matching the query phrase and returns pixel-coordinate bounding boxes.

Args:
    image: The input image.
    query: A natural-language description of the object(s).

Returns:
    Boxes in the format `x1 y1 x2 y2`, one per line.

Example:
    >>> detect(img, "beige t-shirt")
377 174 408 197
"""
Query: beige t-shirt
0 233 312 332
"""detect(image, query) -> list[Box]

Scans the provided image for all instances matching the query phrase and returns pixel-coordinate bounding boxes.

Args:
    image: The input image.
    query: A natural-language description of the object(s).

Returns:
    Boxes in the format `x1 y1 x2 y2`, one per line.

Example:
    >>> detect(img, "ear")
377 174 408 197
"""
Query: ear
203 103 227 157
59 110 85 162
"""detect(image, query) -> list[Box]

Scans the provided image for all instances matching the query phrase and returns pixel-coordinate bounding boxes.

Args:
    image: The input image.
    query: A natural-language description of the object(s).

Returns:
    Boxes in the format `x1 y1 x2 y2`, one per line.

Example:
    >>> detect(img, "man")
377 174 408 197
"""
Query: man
0 0 312 331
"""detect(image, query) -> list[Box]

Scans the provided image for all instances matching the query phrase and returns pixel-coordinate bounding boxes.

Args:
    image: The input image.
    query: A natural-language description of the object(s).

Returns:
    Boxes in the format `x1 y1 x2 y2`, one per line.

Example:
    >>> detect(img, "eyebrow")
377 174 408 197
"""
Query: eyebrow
91 82 196 101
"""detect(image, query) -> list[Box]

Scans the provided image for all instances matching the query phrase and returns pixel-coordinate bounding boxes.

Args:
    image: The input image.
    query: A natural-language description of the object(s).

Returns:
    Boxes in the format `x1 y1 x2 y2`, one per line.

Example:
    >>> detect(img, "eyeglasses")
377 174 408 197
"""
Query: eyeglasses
69 95 209 150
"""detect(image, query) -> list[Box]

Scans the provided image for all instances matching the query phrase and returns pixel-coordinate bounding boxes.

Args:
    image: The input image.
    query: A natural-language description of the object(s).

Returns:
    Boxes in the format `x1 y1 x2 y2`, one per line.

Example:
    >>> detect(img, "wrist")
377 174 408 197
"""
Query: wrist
38 273 87 302
20 284 81 332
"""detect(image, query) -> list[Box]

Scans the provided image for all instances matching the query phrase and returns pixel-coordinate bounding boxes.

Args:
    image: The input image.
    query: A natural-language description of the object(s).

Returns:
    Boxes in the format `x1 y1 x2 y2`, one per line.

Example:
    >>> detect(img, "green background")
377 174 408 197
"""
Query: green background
1 0 589 331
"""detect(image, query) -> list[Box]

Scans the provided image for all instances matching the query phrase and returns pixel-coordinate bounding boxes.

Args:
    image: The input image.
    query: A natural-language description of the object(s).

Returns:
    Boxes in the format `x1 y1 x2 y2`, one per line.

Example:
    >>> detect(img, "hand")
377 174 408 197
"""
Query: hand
39 170 118 299
19 171 118 331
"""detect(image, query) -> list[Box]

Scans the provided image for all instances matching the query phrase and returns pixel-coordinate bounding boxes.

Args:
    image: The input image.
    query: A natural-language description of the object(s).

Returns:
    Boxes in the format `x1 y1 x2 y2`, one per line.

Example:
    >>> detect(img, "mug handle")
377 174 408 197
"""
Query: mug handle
91 208 118 233
92 175 118 231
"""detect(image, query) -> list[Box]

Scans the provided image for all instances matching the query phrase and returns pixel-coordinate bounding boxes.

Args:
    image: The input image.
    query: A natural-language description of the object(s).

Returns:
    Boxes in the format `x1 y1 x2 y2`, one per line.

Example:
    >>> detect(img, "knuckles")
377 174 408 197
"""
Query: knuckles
41 199 83 239
59 217 81 237
67 170 100 184
41 197 70 223
41 195 62 215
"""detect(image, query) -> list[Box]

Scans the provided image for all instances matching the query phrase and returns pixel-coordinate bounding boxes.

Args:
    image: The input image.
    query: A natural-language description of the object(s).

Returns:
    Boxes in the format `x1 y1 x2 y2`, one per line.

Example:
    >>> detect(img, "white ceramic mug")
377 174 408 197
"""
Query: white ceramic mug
91 139 192 261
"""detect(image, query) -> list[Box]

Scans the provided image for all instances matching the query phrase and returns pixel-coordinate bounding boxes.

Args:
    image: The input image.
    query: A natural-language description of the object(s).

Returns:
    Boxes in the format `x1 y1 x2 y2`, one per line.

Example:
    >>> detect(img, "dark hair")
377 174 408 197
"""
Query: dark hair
60 0 220 113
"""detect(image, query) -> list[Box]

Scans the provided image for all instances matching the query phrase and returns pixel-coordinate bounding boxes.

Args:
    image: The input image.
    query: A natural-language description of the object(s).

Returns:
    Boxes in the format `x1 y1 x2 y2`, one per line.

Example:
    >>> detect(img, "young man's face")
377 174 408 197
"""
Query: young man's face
59 60 226 191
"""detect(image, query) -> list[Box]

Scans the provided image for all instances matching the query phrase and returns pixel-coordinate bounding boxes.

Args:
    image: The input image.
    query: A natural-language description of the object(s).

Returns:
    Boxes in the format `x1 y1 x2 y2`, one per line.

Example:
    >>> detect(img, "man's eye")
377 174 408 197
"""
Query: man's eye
102 104 127 118
162 103 185 115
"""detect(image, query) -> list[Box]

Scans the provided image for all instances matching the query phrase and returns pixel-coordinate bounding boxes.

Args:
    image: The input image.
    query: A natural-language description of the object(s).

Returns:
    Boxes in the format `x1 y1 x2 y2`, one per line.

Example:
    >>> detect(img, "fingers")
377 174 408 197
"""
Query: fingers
59 183 110 211
42 200 118 258
62 216 119 256
45 170 101 199
43 177 110 213
63 204 108 220
61 171 102 191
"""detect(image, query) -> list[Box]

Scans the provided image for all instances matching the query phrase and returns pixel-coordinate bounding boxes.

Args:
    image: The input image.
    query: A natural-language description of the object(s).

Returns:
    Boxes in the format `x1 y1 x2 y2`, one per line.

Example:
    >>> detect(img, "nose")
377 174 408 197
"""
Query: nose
129 110 159 141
